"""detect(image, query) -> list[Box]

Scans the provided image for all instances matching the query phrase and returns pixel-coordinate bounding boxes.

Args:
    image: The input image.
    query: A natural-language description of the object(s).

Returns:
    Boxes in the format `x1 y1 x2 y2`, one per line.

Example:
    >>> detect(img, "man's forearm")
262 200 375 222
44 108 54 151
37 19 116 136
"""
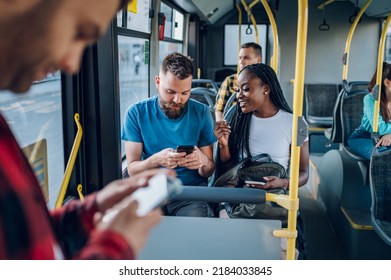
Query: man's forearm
127 156 159 176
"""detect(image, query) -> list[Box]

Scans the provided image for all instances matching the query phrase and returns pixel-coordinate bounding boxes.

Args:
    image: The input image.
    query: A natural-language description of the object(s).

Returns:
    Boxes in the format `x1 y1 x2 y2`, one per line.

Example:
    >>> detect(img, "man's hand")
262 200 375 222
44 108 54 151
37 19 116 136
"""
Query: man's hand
177 146 208 170
95 168 174 213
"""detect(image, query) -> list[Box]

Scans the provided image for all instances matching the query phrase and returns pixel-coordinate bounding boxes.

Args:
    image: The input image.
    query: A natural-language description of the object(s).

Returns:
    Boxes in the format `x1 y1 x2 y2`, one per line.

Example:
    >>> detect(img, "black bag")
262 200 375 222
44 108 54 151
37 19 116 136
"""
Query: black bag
213 153 287 188
213 153 288 224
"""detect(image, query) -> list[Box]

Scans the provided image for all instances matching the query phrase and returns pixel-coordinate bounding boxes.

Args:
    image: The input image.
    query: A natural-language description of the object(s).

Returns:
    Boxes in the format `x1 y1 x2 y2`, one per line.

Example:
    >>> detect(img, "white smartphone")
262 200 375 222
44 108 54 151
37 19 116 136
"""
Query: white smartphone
103 174 182 222
245 180 266 186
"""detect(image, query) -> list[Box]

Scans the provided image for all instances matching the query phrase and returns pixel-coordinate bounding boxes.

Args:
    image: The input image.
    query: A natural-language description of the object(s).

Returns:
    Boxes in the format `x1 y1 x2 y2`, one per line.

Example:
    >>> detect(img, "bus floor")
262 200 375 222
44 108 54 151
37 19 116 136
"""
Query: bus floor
298 186 346 259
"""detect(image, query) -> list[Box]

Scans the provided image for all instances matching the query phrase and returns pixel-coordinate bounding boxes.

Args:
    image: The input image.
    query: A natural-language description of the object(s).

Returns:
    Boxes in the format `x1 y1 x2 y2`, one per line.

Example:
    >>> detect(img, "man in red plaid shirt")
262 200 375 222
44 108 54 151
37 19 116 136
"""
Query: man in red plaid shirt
0 0 165 259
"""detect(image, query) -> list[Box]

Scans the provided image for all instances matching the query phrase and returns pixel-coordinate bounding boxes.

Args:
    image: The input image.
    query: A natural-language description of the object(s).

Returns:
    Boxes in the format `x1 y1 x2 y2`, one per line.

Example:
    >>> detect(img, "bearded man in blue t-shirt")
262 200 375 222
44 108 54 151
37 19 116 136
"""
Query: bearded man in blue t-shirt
122 52 217 217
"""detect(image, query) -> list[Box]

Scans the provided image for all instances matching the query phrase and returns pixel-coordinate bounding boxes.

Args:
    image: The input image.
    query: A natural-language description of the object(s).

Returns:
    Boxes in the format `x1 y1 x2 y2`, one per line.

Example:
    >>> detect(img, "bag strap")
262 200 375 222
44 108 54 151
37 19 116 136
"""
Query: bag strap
242 153 273 168
250 153 273 162
213 157 251 187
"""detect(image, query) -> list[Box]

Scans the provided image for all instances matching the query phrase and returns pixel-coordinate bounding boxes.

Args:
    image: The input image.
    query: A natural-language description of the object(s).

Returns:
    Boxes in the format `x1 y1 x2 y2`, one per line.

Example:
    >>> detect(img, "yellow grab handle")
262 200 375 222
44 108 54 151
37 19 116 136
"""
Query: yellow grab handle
55 113 83 209
77 184 85 201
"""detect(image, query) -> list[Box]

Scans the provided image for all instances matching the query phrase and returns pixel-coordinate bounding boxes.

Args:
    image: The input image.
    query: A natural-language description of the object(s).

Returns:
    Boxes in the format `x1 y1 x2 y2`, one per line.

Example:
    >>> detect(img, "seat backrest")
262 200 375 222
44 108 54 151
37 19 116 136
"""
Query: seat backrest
369 148 391 246
327 88 345 143
340 89 369 160
327 82 369 143
190 87 216 122
304 84 340 127
224 103 237 124
191 79 219 94
223 92 237 117
349 81 369 91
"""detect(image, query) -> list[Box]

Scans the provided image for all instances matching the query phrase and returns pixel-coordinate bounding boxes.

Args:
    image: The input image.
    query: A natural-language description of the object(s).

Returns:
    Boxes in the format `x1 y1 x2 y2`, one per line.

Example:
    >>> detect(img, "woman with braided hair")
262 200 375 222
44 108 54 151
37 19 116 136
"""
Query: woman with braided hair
214 63 309 190
214 63 309 259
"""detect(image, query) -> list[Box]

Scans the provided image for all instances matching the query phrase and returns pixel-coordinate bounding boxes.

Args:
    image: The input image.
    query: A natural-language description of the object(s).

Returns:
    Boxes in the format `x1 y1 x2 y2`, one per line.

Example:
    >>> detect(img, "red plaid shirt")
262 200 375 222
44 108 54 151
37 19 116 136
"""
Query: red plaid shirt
0 113 134 259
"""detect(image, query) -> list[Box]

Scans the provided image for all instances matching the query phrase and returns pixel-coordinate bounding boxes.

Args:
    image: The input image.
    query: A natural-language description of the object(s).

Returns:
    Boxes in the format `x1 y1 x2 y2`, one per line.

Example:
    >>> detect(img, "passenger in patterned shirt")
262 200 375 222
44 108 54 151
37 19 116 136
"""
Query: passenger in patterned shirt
0 0 164 260
215 42 262 121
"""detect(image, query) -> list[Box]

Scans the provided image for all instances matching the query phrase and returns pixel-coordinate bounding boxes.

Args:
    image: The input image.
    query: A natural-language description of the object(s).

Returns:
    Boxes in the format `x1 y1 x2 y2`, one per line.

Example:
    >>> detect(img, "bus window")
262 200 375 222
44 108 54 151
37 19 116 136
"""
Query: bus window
118 36 150 158
0 72 64 209
117 10 123 27
159 41 183 65
224 24 267 65
385 23 391 62
159 2 185 62
173 10 184 40
126 0 151 33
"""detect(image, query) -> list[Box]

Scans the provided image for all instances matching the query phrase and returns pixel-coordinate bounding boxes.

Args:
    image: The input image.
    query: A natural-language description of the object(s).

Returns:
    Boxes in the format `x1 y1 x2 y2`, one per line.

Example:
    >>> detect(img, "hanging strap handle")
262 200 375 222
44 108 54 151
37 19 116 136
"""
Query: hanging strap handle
319 9 330 31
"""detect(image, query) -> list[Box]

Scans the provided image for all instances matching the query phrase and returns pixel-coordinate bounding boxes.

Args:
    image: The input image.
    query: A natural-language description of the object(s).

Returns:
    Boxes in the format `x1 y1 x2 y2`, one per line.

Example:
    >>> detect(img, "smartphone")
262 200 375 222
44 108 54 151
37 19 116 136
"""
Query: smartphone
103 174 182 221
176 145 195 154
245 180 266 186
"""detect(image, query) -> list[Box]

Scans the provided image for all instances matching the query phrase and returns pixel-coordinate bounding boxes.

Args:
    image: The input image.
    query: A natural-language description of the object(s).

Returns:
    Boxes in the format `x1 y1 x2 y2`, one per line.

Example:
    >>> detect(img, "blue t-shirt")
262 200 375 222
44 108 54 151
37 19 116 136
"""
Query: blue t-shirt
121 96 216 185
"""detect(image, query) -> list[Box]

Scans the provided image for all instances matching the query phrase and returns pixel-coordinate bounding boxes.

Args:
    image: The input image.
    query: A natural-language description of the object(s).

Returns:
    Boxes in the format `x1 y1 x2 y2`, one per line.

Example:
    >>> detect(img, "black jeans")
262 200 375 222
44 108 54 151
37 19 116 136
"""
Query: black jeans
165 200 214 217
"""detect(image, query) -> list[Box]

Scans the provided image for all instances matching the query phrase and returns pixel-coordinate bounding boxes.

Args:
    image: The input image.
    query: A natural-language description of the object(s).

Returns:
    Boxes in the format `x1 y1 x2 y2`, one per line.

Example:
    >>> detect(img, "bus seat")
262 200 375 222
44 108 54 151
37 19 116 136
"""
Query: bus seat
324 82 369 143
304 84 340 127
190 87 216 121
369 148 391 246
324 88 344 142
340 89 369 161
191 79 219 94
223 103 237 124
349 81 369 91
222 92 237 117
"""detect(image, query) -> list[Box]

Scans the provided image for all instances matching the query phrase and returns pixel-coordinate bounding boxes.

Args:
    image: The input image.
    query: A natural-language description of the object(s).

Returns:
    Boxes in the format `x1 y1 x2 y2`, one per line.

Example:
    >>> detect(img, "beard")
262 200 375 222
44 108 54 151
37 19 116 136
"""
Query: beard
159 99 187 119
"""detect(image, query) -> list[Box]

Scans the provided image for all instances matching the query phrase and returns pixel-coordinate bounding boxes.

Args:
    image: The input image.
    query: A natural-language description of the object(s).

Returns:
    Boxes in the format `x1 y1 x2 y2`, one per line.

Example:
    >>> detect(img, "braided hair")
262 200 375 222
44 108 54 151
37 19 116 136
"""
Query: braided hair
228 63 292 163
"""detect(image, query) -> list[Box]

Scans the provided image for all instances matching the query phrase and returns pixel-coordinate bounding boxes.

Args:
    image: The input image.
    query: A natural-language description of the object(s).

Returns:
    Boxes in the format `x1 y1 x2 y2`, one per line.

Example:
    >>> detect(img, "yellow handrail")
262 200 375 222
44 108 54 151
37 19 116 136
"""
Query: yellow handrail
317 0 335 9
342 0 372 82
260 0 279 73
241 0 259 44
372 13 391 133
55 113 83 208
77 184 85 201
274 0 308 260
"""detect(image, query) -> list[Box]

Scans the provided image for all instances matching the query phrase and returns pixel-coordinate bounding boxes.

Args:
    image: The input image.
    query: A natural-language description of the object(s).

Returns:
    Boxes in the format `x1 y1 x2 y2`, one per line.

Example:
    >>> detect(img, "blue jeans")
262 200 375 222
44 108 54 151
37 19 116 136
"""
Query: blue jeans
348 128 391 160
347 128 374 160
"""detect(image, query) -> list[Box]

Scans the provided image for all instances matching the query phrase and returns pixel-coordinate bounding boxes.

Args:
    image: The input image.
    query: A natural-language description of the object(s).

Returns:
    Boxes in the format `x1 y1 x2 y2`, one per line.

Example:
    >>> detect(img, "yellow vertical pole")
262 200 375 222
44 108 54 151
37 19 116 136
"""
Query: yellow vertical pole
287 0 308 260
372 13 391 133
342 0 372 82
260 0 279 73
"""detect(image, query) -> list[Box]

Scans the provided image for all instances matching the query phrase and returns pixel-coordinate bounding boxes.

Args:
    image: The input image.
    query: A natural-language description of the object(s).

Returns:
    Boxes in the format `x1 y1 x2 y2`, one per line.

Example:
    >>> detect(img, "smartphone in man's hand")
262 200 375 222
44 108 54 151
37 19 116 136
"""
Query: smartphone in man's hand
176 145 195 154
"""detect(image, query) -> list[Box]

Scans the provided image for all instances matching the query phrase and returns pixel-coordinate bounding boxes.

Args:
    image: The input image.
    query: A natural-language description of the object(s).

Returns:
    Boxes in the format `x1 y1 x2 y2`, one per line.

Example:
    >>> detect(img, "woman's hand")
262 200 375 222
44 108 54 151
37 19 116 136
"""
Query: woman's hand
214 120 231 147
247 176 289 190
376 133 391 147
